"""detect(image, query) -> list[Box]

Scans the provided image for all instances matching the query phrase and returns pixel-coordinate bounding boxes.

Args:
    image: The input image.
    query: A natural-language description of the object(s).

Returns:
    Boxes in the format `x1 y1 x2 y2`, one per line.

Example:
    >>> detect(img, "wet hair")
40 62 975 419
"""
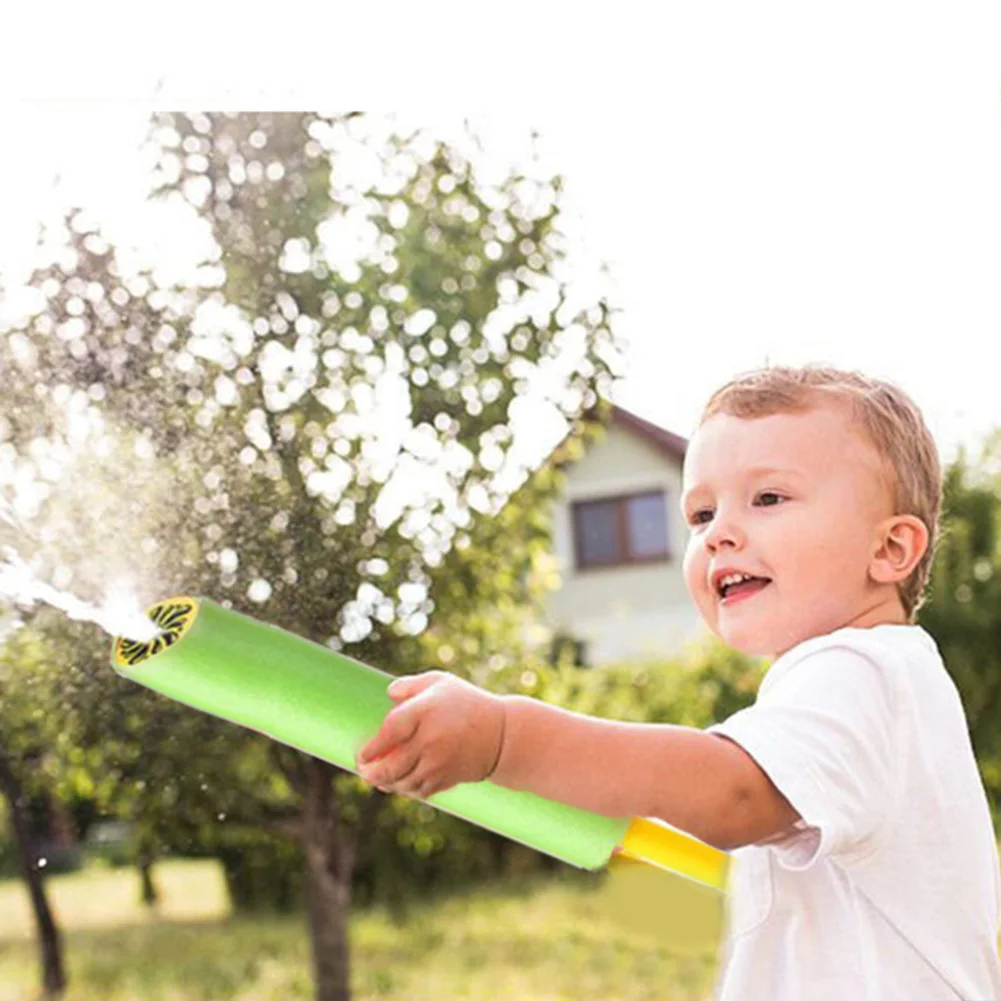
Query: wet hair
698 364 942 622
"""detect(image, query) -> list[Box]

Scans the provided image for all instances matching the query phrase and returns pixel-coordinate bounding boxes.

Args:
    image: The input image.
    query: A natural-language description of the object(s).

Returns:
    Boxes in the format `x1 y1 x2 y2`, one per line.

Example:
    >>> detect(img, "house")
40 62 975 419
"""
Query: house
541 405 709 665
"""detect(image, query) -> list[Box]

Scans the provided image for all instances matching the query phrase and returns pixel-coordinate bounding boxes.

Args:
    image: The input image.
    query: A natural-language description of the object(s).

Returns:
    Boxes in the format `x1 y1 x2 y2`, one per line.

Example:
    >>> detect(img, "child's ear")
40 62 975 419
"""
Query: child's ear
869 515 929 584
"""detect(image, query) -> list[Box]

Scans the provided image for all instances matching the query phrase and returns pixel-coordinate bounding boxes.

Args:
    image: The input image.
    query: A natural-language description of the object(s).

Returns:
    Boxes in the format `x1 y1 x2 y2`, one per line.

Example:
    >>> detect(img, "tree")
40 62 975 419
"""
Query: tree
0 622 68 997
0 111 621 1001
918 436 1001 821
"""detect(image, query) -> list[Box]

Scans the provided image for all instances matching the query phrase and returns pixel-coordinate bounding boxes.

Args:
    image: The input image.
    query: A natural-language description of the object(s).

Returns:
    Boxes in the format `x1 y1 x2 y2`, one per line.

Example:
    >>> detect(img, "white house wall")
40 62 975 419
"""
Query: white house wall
542 423 709 664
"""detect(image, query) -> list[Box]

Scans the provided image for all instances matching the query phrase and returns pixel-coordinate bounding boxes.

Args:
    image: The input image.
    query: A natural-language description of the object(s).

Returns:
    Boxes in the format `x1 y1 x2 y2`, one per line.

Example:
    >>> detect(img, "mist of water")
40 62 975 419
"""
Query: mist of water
0 546 161 643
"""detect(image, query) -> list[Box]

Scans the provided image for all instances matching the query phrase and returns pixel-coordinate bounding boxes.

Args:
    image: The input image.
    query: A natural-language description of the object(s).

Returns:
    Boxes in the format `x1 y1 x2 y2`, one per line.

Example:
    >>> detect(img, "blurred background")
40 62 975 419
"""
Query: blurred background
0 5 999 1000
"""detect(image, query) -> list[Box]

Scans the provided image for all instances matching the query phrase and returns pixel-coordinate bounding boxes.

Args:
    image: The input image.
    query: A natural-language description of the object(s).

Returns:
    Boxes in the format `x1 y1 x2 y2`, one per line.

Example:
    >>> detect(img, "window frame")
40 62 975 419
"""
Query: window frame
571 489 671 572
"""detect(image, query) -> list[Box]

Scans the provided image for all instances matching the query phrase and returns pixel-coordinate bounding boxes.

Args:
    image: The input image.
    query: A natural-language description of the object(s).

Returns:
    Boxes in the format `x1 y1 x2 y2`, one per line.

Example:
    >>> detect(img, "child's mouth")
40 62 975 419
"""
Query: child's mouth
719 578 772 606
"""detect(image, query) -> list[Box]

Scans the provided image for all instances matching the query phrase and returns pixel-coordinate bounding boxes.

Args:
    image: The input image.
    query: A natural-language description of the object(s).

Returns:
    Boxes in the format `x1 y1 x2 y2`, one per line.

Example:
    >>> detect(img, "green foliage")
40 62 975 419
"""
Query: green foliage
0 799 19 878
484 630 766 731
0 614 86 877
918 438 1001 822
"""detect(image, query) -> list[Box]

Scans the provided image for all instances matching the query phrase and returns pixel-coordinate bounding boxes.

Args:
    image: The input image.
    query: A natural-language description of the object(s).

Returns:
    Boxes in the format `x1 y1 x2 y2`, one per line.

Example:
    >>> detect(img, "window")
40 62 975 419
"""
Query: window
572 490 670 570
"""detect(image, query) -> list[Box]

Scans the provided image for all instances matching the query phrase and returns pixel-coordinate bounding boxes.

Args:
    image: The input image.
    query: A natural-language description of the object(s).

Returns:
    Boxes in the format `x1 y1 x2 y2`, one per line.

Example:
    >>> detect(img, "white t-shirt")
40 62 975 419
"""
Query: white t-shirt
706 623 1001 1001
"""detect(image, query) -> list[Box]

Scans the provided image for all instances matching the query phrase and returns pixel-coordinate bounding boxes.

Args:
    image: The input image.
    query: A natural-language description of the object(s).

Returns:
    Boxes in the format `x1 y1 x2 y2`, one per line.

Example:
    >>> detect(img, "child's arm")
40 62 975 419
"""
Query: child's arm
492 695 800 851
356 671 800 852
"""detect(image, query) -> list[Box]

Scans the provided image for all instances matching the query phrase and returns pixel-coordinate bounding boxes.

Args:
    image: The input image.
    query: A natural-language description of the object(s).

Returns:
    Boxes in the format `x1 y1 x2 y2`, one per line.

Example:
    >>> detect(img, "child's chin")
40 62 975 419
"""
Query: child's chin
717 623 775 658
731 640 773 658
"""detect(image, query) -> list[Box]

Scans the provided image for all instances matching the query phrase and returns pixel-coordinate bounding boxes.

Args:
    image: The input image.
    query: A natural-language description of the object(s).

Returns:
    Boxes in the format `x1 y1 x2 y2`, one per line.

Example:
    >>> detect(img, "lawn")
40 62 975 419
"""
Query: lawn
0 856 724 1000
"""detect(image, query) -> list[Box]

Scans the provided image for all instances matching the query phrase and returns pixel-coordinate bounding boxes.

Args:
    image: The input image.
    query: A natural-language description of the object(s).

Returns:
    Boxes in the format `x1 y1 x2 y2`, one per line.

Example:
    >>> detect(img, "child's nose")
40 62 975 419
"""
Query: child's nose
705 511 743 551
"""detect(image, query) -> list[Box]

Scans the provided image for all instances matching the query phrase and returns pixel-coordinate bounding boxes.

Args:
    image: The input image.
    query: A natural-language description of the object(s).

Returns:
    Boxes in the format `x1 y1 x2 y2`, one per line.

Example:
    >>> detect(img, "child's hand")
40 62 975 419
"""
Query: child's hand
355 670 507 800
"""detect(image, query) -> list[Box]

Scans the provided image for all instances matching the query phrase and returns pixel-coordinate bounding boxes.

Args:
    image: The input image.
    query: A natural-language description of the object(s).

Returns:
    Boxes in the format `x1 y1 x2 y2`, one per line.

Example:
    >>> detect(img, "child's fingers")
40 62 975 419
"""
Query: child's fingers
357 703 421 765
363 745 396 766
360 744 421 790
387 670 448 701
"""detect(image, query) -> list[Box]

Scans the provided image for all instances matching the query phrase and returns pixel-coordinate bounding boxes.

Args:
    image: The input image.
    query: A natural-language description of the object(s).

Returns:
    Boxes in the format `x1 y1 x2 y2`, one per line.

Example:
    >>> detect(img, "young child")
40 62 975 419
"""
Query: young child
356 364 1001 1000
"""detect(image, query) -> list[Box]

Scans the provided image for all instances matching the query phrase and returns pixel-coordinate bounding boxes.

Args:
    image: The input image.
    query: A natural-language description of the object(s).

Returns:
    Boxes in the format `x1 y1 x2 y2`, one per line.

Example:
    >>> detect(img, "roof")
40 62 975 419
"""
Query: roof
609 404 688 462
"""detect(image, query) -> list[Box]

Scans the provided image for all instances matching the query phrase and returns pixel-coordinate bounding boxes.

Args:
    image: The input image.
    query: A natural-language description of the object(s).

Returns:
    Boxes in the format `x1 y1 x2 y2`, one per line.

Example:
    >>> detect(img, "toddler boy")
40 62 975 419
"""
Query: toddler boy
357 365 1001 1000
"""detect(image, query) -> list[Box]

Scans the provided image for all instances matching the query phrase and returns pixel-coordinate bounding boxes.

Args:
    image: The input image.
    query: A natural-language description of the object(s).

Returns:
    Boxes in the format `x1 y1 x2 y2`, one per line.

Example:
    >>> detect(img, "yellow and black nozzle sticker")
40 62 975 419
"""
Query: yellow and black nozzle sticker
113 596 199 668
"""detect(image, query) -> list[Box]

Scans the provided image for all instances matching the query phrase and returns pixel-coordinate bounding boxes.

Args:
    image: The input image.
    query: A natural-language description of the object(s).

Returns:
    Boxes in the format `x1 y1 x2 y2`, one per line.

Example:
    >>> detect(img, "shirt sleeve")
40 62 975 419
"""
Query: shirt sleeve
707 643 901 871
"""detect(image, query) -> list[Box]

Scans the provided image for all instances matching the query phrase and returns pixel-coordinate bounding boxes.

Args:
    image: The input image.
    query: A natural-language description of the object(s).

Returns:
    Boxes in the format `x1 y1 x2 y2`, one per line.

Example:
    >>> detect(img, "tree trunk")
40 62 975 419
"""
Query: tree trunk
135 830 160 909
301 756 356 1001
138 855 160 909
0 744 66 998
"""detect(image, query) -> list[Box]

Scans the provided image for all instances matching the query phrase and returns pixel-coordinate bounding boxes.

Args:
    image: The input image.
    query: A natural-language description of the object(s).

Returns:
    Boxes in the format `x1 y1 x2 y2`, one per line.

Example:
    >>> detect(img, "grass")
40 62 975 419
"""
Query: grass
0 858 723 1000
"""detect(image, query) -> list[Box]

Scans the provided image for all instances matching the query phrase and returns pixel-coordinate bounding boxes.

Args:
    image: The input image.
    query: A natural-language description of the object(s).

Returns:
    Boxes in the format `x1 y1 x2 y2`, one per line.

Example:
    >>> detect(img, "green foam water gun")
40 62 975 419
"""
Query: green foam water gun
111 595 729 889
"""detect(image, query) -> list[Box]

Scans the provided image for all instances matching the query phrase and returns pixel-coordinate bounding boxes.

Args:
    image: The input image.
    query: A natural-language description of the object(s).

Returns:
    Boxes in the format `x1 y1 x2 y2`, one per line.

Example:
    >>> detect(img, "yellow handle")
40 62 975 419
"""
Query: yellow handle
618 817 730 891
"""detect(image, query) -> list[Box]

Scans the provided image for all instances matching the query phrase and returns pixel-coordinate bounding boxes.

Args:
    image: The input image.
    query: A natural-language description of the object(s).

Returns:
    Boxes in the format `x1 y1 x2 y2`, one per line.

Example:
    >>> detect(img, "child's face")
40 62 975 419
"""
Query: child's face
681 402 903 659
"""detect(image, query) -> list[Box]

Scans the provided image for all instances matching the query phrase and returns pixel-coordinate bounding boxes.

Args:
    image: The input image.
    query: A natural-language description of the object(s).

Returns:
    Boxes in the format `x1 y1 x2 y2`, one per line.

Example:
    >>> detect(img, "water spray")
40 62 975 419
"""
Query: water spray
0 548 160 643
110 595 730 889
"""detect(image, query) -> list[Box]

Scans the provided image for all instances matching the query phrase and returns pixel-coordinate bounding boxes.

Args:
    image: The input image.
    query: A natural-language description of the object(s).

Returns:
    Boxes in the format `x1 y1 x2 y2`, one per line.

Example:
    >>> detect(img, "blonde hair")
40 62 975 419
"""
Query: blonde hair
698 364 943 622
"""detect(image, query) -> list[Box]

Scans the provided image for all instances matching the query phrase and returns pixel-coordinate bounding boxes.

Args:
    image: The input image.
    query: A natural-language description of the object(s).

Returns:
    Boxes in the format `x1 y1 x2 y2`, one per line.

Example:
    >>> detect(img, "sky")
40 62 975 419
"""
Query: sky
2 4 1001 469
